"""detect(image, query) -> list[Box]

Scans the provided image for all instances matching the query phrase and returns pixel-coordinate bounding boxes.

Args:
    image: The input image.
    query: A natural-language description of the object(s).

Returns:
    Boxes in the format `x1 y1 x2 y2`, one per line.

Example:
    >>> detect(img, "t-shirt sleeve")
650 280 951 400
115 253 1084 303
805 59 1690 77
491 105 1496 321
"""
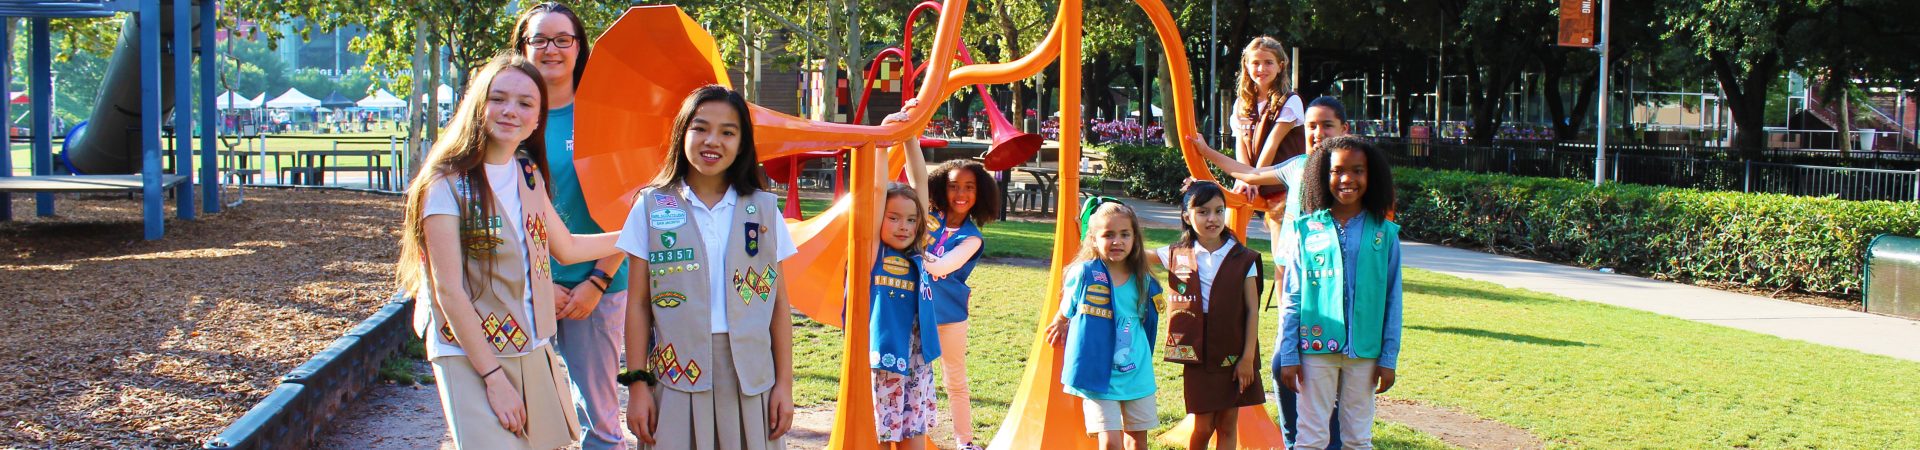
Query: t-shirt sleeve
775 207 800 262
421 177 459 218
1229 98 1250 139
1277 95 1305 123
613 197 650 258
1152 246 1170 267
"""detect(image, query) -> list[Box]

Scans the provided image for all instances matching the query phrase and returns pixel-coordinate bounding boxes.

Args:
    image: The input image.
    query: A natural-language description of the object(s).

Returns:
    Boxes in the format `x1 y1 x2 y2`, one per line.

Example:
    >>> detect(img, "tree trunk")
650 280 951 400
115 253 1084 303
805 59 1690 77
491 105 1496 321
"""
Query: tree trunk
1544 60 1598 143
840 0 865 123
426 24 441 140
407 20 426 171
1831 66 1853 156
1709 51 1779 160
1158 45 1180 147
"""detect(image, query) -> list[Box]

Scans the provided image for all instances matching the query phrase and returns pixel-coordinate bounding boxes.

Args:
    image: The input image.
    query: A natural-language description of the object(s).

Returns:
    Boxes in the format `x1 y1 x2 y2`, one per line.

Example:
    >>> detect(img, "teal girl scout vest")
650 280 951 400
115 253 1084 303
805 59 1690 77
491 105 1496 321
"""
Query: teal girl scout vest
868 247 942 375
423 155 558 358
1291 209 1398 359
641 186 784 394
1061 259 1164 394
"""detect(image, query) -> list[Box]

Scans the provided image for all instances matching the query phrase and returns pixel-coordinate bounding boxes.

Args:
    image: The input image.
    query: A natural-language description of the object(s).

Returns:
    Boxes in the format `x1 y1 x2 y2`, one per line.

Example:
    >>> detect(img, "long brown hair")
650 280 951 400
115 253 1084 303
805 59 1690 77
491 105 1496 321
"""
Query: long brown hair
1074 202 1152 308
650 85 768 194
397 52 550 295
1234 36 1291 122
512 2 592 89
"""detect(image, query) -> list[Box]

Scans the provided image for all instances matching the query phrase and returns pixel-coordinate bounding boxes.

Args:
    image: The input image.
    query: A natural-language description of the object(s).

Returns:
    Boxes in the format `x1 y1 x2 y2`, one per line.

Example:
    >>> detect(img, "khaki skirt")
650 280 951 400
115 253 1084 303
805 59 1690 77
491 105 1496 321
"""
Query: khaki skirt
642 333 788 450
432 344 581 450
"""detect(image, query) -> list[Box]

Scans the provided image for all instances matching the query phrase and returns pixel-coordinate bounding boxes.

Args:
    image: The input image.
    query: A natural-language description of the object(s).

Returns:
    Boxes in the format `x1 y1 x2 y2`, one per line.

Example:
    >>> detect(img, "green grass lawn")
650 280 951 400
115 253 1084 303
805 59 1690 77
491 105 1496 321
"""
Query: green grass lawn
790 236 1920 448
9 131 406 177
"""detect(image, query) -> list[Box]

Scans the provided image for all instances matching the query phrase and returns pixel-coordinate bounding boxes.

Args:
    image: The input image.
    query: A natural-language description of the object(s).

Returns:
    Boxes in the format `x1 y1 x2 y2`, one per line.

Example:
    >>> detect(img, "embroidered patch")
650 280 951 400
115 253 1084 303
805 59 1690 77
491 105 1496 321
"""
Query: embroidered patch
1299 326 1309 337
462 235 503 253
533 258 551 274
1085 293 1111 305
1166 344 1197 362
438 323 456 343
519 159 539 189
745 204 757 215
882 256 912 275
684 360 702 384
881 353 897 368
1328 340 1341 352
1374 231 1384 247
499 314 529 351
1304 231 1335 253
1222 355 1240 367
1311 340 1324 351
1311 325 1323 337
873 275 915 291
648 248 696 264
649 207 688 230
1086 284 1111 295
660 231 678 249
652 291 687 308
1308 221 1326 231
1313 254 1328 267
653 193 680 208
482 313 507 352
525 213 549 246
732 264 779 304
1093 271 1109 283
743 222 761 257
1077 304 1113 319
1300 340 1310 350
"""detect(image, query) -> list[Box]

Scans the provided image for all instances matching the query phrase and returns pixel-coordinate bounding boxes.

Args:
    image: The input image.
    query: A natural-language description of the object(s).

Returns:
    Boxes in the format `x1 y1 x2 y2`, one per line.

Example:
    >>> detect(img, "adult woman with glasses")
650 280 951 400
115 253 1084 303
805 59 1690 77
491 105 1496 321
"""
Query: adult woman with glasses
513 4 627 449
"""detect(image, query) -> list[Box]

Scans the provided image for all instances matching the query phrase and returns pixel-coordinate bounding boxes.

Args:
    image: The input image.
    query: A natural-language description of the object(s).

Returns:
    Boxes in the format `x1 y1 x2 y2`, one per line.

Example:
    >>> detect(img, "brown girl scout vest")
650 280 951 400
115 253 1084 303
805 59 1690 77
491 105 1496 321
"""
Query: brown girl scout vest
640 185 784 395
1163 243 1263 371
1250 93 1306 202
424 155 558 359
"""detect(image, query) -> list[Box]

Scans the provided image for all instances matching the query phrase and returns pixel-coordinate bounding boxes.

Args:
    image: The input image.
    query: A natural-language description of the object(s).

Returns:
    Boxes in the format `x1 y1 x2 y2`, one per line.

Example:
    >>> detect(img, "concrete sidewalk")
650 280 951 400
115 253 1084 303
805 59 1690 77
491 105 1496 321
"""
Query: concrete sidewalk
1118 195 1920 362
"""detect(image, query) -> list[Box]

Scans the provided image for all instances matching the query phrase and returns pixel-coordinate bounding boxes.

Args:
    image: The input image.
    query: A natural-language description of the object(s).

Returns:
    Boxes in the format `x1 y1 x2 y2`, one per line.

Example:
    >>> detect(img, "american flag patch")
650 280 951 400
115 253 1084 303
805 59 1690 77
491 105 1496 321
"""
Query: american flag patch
653 193 679 208
1093 271 1109 283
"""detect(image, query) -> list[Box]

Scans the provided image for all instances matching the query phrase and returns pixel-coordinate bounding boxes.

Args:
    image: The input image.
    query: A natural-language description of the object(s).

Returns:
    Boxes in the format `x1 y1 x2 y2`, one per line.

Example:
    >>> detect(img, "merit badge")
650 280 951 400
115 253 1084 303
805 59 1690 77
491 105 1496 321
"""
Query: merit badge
482 313 507 351
684 360 702 384
1312 340 1324 351
732 264 779 304
652 291 687 308
653 193 679 208
1222 355 1239 367
1328 340 1341 352
1312 325 1323 337
743 222 761 256
883 256 912 275
649 207 687 230
438 323 456 343
660 231 677 249
499 315 529 351
525 213 548 246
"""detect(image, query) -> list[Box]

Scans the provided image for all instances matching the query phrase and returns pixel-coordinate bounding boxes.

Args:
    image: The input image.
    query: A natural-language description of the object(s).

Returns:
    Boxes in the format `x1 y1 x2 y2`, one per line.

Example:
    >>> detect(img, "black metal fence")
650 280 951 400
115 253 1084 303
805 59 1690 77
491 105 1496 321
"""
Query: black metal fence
1375 138 1920 202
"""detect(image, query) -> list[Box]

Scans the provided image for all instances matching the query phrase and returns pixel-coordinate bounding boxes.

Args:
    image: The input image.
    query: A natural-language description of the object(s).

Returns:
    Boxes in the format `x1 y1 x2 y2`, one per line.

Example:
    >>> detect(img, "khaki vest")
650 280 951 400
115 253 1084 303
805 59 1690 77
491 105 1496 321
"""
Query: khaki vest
641 186 784 395
422 155 558 358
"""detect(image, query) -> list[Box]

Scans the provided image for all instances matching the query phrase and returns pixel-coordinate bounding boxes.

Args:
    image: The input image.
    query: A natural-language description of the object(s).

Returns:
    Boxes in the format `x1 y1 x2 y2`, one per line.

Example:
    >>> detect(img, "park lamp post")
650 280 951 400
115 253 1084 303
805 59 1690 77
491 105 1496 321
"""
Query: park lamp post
1593 0 1611 187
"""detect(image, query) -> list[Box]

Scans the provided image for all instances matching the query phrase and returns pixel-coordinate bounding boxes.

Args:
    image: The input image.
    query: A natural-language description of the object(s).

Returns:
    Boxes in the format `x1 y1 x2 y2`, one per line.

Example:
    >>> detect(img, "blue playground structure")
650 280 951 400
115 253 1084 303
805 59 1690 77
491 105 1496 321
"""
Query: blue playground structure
0 0 220 240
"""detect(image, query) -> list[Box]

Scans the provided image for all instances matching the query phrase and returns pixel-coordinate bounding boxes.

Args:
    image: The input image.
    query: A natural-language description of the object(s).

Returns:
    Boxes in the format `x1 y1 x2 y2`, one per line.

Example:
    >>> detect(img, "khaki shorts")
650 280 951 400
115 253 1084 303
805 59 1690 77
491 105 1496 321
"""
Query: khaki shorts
1081 396 1158 432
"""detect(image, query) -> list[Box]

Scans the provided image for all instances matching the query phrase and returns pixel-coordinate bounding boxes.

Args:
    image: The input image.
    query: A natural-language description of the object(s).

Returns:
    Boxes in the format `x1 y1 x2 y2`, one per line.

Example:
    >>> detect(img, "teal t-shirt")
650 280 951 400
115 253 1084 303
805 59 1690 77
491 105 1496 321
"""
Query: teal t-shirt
545 104 629 293
1062 276 1157 401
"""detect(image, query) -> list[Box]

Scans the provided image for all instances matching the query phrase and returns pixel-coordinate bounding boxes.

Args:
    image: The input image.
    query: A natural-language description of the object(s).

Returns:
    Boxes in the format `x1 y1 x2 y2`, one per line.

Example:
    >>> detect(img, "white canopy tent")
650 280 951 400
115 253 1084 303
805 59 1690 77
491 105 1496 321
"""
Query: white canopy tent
417 84 455 105
356 89 407 108
264 88 322 109
215 90 260 109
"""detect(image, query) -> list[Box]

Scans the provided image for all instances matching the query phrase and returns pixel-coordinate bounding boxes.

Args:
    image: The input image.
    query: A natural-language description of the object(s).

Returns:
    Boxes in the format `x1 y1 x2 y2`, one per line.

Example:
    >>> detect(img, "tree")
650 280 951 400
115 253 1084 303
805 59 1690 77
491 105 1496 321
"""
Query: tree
1659 0 1824 159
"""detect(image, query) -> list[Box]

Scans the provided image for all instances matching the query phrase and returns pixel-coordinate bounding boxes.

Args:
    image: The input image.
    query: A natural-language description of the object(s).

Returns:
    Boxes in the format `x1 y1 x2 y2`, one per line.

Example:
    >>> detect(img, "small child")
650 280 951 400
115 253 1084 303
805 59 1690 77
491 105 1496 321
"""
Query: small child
1045 199 1164 450
868 104 944 449
1278 136 1404 450
1153 180 1265 450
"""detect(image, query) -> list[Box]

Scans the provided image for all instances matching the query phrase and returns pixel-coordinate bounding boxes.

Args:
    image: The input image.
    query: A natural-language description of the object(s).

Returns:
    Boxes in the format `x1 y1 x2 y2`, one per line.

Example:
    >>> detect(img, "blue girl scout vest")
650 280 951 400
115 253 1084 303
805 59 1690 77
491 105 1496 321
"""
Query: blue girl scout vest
868 247 942 375
641 186 784 394
1291 210 1398 358
926 212 984 324
1061 259 1165 394
422 155 557 358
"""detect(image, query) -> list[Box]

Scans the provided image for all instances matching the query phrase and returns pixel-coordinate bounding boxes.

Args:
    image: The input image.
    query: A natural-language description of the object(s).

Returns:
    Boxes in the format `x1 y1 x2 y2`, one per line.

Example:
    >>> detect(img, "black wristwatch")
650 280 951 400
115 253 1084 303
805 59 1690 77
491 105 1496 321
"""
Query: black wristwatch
587 268 613 284
618 368 658 387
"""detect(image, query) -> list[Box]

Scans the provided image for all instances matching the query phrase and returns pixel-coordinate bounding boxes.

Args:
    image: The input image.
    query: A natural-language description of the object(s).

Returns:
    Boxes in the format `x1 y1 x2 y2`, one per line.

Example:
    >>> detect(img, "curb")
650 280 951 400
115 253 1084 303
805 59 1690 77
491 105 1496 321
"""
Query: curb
203 296 415 449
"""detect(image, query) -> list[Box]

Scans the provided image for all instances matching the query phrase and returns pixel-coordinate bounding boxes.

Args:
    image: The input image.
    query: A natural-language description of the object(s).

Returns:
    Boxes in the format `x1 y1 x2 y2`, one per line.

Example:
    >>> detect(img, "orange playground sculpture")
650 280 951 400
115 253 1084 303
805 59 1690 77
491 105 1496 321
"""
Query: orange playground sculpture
574 1 1282 448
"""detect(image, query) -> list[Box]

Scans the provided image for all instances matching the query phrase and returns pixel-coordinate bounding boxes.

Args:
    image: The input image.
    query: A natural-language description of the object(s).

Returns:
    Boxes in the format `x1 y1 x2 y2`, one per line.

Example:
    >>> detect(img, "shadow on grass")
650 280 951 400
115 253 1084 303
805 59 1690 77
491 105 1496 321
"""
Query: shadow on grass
1407 325 1591 348
1404 277 1558 306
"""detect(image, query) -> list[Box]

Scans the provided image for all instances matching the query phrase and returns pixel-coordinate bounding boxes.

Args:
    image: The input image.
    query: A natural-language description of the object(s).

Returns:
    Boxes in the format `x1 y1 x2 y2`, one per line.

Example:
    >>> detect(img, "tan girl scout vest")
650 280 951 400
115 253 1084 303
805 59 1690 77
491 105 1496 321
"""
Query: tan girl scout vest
1163 243 1262 370
640 185 784 395
423 156 558 358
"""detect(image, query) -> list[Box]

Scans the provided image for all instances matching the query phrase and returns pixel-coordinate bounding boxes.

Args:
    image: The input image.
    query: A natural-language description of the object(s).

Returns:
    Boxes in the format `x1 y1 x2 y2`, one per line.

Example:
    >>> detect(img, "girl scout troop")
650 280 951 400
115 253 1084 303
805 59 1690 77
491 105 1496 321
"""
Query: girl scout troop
400 9 1410 447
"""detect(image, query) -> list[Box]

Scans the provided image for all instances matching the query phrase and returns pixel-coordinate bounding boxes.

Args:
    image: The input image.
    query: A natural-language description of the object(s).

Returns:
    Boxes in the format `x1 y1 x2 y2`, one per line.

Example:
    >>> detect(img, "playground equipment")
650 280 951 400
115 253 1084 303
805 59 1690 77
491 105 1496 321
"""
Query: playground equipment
577 1 1277 448
849 0 1043 172
0 0 221 240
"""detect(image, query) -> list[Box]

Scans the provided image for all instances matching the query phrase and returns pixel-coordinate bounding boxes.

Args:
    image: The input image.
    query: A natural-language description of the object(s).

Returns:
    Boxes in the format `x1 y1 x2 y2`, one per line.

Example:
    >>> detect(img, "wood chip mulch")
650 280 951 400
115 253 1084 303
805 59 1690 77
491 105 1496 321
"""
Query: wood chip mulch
0 188 402 448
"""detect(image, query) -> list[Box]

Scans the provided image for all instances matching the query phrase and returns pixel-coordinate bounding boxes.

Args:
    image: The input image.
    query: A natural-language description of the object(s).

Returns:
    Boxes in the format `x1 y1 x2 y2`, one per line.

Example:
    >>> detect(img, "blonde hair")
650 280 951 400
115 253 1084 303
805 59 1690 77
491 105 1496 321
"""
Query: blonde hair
396 51 549 295
1235 36 1291 122
1074 202 1152 308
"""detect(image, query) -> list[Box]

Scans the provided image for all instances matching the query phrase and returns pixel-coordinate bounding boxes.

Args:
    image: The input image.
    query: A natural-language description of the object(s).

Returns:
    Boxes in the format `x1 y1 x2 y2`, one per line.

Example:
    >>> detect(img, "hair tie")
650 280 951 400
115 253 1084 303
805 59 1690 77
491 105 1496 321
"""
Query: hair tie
1078 196 1123 239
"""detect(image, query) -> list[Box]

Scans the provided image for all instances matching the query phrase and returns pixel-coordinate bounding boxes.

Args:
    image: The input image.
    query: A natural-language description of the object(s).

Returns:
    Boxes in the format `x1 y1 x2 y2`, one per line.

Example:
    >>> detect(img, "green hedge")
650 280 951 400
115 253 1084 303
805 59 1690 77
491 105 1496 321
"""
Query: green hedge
1395 168 1920 298
1101 144 1227 203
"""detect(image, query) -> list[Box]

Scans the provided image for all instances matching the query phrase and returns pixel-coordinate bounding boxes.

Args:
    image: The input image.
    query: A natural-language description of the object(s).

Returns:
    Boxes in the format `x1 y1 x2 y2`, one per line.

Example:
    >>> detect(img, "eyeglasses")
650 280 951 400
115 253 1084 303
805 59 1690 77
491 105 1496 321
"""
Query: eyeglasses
524 34 578 49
